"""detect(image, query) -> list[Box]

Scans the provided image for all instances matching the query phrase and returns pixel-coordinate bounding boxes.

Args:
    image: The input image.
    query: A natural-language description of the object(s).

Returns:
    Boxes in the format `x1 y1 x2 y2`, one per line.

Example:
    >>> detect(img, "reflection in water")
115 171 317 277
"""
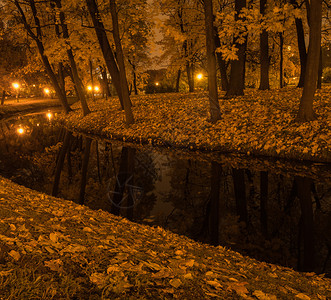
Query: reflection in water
0 113 330 277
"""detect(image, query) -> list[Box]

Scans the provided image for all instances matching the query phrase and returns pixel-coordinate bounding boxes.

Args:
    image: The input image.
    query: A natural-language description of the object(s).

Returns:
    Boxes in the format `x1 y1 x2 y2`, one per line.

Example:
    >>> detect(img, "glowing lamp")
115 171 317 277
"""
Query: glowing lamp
12 82 20 89
17 127 24 135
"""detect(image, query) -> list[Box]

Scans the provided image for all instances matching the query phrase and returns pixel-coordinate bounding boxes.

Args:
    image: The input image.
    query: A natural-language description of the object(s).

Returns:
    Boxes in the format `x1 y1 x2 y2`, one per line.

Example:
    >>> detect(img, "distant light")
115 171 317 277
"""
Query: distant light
12 82 20 89
46 112 53 120
44 88 50 94
94 86 100 92
287 46 291 50
155 82 159 86
17 127 24 135
32 84 36 87
197 73 203 80
87 85 93 91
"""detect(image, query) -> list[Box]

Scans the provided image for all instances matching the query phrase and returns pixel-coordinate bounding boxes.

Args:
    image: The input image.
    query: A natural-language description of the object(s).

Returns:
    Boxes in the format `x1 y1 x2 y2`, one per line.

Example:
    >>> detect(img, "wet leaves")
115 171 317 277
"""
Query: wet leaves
58 88 331 163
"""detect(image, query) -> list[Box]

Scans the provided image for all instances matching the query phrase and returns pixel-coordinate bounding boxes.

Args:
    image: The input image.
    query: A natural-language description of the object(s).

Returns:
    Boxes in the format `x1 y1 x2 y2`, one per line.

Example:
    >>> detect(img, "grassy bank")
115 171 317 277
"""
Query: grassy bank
57 87 331 163
0 176 330 299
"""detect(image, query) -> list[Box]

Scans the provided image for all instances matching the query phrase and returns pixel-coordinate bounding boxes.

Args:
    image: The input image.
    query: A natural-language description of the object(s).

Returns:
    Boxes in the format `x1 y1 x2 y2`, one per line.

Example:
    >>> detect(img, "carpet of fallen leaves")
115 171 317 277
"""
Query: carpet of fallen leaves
0 177 330 299
57 87 331 163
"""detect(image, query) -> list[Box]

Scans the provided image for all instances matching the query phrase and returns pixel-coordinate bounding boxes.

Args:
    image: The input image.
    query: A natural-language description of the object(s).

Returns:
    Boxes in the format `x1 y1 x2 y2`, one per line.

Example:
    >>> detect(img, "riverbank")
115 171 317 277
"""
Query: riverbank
0 97 77 120
0 176 330 299
56 87 331 163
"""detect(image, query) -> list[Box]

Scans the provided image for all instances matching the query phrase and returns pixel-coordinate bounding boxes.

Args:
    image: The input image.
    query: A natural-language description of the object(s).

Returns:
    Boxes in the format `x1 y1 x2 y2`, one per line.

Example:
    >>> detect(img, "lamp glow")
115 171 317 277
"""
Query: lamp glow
94 86 100 92
87 85 93 91
17 127 24 135
197 73 203 80
12 82 20 89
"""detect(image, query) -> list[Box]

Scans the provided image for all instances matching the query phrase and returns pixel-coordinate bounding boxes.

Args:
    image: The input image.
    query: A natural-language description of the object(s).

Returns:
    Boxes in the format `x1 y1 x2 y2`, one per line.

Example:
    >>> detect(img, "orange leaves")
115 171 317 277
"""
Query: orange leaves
58 87 330 163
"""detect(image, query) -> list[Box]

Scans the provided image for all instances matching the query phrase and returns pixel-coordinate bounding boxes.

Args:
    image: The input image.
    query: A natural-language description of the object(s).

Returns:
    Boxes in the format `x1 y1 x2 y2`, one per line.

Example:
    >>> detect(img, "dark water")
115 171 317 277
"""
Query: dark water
0 111 330 277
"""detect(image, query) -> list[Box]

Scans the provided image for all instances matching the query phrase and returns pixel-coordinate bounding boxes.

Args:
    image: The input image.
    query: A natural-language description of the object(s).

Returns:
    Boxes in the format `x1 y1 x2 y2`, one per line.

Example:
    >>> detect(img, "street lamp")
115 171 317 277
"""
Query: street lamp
94 86 100 92
44 88 50 97
46 110 53 121
17 126 25 135
196 73 203 80
12 82 20 102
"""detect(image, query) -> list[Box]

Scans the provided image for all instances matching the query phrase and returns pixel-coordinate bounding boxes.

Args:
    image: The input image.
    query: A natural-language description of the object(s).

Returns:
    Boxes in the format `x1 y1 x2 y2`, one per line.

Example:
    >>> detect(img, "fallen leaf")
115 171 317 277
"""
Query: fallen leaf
83 227 93 233
8 250 20 261
90 272 107 287
207 280 222 289
44 259 63 272
253 290 277 300
49 232 58 243
295 294 311 300
169 278 182 288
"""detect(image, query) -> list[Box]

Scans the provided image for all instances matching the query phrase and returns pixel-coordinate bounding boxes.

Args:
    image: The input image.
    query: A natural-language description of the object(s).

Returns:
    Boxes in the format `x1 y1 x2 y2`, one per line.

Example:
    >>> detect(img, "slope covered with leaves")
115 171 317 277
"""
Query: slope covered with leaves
0 176 330 299
57 87 331 163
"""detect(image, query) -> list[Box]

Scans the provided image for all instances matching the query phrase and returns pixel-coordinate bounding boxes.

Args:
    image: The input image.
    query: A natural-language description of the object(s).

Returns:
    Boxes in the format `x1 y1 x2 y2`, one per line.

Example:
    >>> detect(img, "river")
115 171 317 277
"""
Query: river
0 110 330 277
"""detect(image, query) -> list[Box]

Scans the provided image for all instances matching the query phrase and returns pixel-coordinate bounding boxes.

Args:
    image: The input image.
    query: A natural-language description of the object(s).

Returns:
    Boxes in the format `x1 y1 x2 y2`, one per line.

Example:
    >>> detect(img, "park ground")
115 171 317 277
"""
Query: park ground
0 88 330 298
57 87 331 163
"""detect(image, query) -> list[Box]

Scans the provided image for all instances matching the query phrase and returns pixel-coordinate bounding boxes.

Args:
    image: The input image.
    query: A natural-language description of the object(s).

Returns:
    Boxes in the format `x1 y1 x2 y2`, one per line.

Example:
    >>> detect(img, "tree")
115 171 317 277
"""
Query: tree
156 0 203 92
204 0 222 122
109 0 134 124
226 0 247 96
290 0 307 88
296 0 322 121
52 0 91 116
85 0 135 124
259 0 270 90
13 0 72 113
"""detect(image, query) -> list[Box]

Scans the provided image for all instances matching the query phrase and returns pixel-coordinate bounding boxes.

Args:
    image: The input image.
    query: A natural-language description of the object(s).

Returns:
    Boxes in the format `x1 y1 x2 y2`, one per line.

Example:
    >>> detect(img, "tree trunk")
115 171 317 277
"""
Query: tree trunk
214 27 229 91
109 0 134 124
226 0 247 96
175 69 181 92
89 59 95 101
317 48 322 89
279 32 284 88
204 0 222 123
58 62 66 95
291 0 307 88
259 0 270 90
85 0 124 109
100 65 111 99
296 0 321 122
186 62 195 92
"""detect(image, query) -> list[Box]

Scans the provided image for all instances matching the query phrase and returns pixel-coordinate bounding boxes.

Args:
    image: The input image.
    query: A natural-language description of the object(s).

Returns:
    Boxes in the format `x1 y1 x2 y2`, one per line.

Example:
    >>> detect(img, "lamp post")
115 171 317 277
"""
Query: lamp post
12 82 20 102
